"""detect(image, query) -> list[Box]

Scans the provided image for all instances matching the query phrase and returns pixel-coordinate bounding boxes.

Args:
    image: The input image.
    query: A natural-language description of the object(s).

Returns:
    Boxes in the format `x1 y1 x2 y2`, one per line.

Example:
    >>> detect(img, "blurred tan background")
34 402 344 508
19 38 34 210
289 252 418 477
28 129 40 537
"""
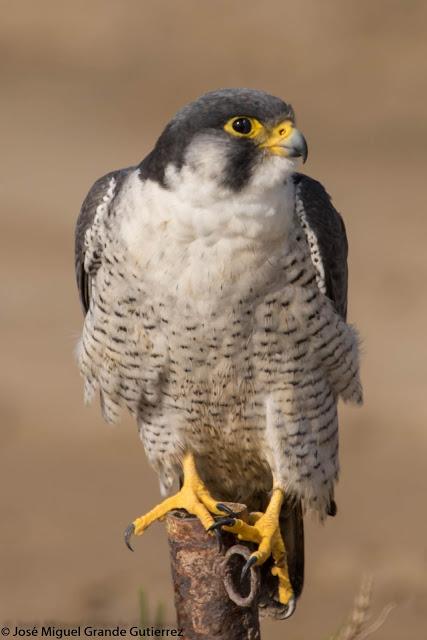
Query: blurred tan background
1 1 426 638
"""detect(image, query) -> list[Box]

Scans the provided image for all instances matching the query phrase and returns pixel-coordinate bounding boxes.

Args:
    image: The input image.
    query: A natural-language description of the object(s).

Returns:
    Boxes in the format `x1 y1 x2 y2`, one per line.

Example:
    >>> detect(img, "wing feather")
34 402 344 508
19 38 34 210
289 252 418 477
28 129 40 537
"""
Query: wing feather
293 173 349 320
74 167 133 313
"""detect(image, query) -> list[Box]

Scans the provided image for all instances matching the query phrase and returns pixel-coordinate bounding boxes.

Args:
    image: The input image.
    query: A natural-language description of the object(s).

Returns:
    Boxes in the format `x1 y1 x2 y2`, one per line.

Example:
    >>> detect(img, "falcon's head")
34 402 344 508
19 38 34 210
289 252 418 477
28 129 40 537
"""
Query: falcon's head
140 88 308 193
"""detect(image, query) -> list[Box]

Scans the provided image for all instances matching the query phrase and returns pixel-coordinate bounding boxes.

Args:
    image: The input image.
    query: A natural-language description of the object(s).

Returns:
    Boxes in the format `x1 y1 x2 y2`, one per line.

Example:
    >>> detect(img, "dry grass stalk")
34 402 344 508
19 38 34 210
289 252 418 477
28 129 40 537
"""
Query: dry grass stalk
328 576 395 640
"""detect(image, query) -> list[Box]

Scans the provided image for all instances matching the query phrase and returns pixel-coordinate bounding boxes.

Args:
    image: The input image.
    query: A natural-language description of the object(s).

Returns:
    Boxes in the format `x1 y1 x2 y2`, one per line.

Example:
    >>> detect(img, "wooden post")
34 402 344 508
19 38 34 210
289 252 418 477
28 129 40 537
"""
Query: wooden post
166 505 261 640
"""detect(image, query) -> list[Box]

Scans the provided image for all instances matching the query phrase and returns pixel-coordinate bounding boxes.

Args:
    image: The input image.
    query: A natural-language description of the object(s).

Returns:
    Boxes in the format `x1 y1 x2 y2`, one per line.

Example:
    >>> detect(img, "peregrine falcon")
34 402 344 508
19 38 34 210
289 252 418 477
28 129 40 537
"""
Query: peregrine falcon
75 88 362 618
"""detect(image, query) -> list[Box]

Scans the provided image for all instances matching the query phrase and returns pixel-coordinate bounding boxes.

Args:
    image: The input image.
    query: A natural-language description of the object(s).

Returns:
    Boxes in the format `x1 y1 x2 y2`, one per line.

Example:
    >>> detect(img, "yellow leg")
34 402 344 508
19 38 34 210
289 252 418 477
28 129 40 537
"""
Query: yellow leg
222 488 294 607
125 452 221 547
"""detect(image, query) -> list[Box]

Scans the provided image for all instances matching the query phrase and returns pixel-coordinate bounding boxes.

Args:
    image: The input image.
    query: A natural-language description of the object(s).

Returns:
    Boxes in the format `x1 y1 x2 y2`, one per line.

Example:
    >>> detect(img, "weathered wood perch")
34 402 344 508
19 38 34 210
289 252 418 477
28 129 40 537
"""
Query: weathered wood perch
166 504 261 640
165 511 393 640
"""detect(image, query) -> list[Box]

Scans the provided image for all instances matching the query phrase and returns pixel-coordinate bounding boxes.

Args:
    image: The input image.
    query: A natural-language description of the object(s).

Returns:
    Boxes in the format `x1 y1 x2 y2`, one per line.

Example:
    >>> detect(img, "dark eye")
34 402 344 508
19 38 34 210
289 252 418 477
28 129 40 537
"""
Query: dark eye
232 118 252 135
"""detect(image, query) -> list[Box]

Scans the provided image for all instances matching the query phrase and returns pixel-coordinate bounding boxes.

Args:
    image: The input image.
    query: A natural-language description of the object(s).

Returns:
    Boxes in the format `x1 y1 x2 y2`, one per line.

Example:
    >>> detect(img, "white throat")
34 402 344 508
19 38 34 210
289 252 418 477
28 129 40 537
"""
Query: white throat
118 160 297 309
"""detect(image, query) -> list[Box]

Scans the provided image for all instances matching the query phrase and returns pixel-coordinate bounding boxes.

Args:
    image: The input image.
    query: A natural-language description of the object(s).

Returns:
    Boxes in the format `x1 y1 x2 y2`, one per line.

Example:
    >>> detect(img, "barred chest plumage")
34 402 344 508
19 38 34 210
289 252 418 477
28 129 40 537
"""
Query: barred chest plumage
77 171 362 515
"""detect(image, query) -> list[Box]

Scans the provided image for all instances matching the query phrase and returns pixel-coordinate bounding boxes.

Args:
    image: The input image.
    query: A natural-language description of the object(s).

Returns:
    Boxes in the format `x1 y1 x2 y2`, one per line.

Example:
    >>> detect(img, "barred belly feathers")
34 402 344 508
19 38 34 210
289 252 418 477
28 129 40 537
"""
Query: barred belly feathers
78 167 362 514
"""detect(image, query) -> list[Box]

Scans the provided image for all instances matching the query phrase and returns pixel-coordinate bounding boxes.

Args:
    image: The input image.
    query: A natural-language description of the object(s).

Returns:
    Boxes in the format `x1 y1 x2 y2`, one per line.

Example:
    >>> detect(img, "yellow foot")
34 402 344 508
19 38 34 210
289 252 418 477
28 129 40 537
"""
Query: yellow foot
125 452 221 550
212 488 295 614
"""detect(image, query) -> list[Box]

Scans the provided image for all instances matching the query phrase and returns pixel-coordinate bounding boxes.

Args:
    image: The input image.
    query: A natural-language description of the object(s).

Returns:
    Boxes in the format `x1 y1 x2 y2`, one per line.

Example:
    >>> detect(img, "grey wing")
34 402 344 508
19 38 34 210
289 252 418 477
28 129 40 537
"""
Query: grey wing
75 167 133 314
293 173 349 320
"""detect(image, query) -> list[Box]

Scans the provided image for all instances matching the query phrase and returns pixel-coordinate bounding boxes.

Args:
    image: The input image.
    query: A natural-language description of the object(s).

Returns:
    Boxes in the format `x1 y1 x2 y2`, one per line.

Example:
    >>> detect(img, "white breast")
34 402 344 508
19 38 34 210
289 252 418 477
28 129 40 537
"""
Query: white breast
117 164 298 313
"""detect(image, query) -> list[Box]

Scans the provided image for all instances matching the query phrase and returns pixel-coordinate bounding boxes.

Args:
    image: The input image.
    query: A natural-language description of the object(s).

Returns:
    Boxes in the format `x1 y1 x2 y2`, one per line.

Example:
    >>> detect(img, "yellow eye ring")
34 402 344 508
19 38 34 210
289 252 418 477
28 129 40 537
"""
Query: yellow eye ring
224 116 264 139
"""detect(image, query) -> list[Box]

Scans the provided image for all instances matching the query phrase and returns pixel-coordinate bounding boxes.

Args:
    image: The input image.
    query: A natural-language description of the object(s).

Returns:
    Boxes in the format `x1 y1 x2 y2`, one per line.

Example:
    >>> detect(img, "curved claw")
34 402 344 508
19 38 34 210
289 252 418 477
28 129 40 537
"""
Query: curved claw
216 503 238 517
282 595 296 619
213 527 223 552
241 554 257 583
124 523 135 551
207 516 236 532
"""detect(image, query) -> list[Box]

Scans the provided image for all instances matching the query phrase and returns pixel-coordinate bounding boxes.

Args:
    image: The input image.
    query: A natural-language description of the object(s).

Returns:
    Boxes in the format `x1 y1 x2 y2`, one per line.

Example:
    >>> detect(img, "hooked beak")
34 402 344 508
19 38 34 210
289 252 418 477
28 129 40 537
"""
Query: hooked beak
260 121 308 163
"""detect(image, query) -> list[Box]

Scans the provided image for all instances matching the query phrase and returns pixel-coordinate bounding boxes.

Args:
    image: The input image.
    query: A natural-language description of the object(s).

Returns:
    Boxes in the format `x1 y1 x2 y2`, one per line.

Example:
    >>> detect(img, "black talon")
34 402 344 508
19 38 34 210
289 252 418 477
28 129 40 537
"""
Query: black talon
216 503 238 517
124 523 135 551
213 527 223 552
282 596 296 619
207 516 236 532
241 555 257 582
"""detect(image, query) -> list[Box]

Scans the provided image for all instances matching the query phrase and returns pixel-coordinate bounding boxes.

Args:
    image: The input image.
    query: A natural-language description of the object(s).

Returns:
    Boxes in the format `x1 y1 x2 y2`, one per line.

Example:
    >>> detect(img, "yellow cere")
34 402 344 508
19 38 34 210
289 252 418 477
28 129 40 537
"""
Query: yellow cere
259 120 295 156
